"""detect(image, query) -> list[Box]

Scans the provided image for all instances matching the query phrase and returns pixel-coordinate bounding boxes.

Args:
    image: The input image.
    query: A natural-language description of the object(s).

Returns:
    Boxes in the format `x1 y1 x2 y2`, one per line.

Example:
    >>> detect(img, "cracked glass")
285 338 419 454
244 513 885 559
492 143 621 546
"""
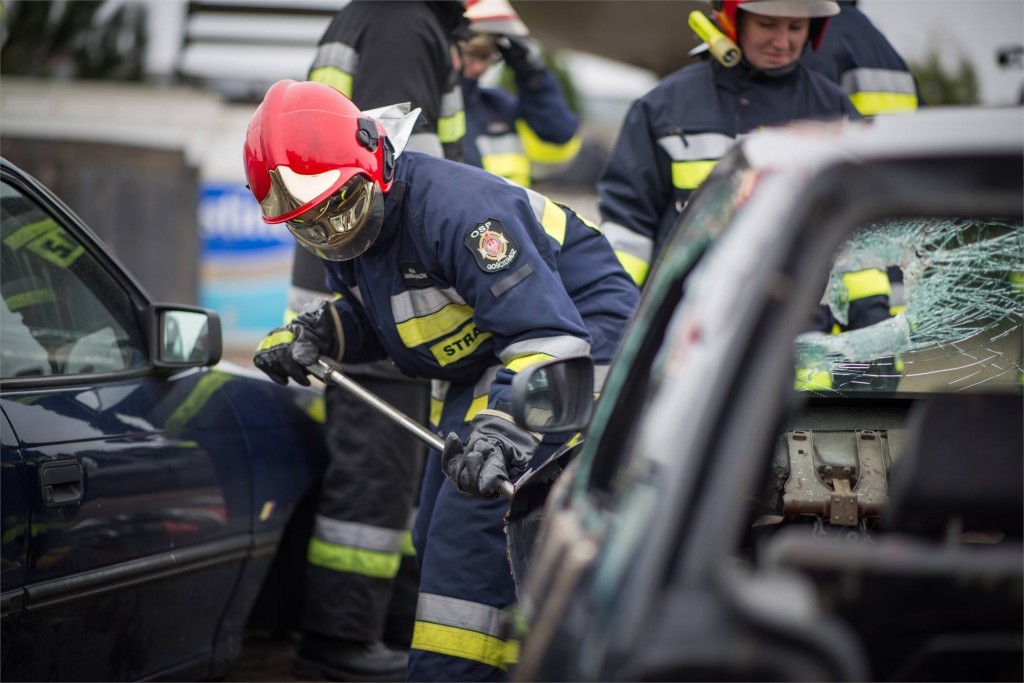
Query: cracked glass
794 218 1024 396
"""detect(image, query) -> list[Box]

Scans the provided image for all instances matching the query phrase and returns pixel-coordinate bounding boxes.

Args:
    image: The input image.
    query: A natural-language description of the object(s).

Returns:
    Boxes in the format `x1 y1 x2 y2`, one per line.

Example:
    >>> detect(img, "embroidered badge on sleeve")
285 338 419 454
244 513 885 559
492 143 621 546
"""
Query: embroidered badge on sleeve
464 219 519 273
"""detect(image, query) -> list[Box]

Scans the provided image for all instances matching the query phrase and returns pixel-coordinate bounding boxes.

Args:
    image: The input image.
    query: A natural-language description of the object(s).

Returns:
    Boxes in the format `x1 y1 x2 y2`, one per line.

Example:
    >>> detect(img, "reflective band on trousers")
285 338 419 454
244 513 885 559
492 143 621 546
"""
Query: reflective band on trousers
307 515 405 579
412 593 518 669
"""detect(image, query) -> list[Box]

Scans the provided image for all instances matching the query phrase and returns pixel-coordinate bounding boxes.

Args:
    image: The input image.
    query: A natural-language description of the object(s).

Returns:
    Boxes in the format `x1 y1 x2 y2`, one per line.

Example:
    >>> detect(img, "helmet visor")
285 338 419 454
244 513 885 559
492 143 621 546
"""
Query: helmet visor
286 175 384 261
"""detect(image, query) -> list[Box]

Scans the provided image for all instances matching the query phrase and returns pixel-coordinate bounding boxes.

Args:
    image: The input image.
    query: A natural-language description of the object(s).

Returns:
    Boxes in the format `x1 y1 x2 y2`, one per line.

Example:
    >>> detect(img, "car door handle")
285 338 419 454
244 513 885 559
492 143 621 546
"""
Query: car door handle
40 461 83 507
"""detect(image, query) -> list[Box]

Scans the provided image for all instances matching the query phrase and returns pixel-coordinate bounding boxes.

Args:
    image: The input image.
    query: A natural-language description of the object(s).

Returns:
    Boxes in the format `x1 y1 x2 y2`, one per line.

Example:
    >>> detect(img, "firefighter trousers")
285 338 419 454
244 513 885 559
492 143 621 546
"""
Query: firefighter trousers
301 371 427 648
407 380 558 681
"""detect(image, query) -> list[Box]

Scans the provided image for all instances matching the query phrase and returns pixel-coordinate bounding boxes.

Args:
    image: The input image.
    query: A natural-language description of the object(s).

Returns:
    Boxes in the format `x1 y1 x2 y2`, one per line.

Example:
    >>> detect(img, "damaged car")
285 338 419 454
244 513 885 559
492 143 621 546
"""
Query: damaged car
506 106 1023 682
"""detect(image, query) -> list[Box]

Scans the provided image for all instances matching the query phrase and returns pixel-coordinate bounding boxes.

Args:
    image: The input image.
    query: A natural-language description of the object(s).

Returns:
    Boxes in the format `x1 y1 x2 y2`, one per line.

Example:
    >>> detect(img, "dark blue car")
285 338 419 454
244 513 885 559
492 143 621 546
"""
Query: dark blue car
0 157 328 681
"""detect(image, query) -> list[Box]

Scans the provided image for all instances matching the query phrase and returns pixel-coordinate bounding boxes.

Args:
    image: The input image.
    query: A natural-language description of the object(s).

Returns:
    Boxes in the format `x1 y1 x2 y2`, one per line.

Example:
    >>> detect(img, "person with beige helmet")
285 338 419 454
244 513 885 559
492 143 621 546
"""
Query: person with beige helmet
455 0 581 189
597 0 861 288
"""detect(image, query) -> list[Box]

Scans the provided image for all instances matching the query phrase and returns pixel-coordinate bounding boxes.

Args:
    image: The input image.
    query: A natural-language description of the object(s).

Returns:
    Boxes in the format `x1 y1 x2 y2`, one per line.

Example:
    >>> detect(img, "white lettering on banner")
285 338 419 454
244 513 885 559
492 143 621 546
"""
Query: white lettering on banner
198 186 291 244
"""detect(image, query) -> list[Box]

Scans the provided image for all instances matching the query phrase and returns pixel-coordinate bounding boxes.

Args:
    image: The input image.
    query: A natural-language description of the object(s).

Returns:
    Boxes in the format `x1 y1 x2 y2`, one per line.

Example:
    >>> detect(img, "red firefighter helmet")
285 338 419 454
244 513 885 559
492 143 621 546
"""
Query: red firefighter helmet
713 0 839 50
243 79 396 261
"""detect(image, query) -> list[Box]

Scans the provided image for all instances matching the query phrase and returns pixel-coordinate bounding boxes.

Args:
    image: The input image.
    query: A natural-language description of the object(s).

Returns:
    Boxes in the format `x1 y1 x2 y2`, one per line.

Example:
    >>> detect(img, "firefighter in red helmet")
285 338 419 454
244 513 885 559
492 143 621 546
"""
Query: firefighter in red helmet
247 80 638 682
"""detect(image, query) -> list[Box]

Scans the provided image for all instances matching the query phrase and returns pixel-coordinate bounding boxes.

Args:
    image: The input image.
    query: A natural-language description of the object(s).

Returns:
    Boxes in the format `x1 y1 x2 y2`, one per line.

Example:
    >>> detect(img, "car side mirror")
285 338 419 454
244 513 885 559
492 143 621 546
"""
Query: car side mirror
148 305 223 368
510 355 594 433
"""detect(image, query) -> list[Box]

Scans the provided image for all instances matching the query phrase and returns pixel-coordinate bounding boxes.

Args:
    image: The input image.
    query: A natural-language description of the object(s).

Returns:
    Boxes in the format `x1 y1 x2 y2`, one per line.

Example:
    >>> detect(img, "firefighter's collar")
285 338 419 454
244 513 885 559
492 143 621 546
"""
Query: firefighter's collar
361 103 421 157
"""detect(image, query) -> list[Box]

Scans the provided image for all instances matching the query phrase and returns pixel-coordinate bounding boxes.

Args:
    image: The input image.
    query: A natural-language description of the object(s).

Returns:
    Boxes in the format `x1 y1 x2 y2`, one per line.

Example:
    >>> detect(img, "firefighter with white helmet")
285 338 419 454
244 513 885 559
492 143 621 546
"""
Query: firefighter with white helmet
456 0 581 188
598 0 859 287
247 80 638 682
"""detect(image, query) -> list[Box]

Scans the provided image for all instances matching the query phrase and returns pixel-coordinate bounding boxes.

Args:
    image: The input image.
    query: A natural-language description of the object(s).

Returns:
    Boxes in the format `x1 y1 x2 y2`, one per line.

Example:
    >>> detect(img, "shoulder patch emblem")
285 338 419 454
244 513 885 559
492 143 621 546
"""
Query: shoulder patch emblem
464 219 519 273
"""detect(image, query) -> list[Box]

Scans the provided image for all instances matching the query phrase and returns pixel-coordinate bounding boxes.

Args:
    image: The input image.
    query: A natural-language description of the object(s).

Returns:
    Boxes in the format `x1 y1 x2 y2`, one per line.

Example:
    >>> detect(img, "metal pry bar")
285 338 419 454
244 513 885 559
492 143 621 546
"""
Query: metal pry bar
311 357 514 500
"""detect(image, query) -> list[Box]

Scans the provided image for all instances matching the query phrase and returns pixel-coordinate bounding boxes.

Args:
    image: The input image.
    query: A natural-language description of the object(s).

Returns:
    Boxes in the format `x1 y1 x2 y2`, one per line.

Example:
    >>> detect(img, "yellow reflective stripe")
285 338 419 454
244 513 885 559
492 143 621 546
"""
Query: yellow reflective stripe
849 91 918 116
307 395 326 424
412 621 515 670
6 288 56 311
256 328 294 352
401 530 416 557
795 368 832 391
671 160 717 190
616 251 650 287
430 396 443 428
4 218 56 249
890 304 906 316
506 353 554 374
515 119 582 165
481 152 530 188
843 268 891 301
464 394 489 422
428 323 492 367
396 304 475 348
307 537 402 579
166 372 233 430
309 66 353 97
283 307 299 325
540 199 567 245
438 110 466 144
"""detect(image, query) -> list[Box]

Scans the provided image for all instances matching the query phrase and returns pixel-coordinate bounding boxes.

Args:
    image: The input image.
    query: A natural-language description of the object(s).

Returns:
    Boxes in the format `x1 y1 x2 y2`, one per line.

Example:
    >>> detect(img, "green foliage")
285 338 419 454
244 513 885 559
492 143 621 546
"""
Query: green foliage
909 49 980 106
1 0 147 81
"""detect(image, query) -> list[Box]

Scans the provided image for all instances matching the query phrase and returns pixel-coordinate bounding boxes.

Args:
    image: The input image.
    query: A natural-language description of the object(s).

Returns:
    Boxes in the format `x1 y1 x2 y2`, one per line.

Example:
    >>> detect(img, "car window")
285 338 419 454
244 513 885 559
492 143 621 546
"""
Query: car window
583 161 755 499
1 180 147 379
795 218 1023 396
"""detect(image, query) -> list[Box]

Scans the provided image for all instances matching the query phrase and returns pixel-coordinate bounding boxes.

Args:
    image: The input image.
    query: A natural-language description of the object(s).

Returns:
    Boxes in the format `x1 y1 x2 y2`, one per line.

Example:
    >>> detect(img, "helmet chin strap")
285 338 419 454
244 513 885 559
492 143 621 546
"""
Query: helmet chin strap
361 103 422 158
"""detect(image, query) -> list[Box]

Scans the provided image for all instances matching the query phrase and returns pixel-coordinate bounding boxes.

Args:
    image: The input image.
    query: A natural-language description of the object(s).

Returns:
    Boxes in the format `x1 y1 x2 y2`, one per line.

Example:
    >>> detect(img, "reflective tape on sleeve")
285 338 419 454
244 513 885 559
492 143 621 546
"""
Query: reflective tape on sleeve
499 336 591 365
515 119 582 165
842 268 891 301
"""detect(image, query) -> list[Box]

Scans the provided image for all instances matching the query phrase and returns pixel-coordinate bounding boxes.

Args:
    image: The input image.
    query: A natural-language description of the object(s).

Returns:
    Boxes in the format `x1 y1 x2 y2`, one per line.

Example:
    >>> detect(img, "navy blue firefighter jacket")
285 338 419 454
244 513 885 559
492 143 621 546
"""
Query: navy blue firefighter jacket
597 58 859 287
321 151 639 413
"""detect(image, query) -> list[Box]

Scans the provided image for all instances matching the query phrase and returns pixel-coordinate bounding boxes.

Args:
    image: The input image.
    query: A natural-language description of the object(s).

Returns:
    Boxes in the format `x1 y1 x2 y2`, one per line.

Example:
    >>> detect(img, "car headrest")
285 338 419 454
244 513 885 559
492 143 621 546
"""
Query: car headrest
885 392 1023 539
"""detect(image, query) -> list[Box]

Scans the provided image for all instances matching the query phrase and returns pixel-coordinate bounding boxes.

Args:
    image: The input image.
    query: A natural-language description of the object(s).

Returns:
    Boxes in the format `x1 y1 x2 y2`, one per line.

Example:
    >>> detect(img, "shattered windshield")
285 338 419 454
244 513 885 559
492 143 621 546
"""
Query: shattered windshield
794 218 1023 396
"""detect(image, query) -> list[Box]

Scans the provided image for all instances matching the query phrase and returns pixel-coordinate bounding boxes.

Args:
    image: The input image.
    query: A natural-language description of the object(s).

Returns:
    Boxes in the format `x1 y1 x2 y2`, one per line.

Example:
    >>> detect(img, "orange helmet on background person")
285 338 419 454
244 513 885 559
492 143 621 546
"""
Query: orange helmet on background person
713 0 840 50
243 79 396 261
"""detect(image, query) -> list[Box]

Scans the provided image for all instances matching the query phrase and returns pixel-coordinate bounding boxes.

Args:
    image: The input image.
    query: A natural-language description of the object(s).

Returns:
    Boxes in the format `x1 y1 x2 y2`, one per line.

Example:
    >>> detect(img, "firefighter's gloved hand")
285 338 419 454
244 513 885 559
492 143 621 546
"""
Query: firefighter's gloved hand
441 410 540 498
253 300 342 386
497 35 546 83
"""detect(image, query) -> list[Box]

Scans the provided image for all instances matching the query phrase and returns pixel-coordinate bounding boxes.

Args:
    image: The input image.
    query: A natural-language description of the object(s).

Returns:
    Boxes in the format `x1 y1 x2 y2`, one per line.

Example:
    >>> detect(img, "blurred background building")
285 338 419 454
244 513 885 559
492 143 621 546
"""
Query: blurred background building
2 0 1021 358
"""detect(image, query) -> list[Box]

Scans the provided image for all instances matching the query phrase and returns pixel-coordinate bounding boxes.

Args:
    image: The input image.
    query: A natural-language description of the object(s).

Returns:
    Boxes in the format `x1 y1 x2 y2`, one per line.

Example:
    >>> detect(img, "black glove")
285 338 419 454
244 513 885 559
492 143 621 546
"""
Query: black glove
253 300 342 386
496 35 546 83
441 410 540 498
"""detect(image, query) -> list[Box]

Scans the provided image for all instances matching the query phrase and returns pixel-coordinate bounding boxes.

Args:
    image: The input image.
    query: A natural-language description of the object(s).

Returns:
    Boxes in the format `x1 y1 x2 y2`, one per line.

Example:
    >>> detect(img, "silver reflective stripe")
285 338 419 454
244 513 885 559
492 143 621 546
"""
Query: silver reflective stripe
391 287 466 323
416 593 506 638
311 41 358 74
431 379 451 404
524 187 548 223
602 221 653 263
657 132 735 161
288 285 332 315
312 514 405 553
841 67 917 96
594 363 610 392
440 86 463 119
406 131 444 158
349 285 364 307
474 365 501 399
475 132 523 156
499 336 591 364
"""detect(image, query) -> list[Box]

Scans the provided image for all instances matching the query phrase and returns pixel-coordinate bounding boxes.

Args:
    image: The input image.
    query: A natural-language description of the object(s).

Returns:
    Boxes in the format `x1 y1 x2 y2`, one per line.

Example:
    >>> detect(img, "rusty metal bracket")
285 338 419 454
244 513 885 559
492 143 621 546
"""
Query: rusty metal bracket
782 429 889 526
783 430 834 518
